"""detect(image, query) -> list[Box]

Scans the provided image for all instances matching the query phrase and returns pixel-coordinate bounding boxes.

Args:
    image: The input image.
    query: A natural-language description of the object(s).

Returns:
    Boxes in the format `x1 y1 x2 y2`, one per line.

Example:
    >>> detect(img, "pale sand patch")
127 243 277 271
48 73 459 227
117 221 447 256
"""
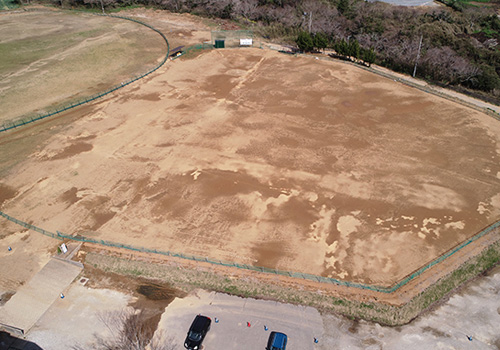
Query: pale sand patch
402 184 466 211
304 192 319 202
444 221 465 230
422 218 442 237
0 227 55 293
423 218 441 226
309 205 335 242
320 173 372 200
488 193 500 219
190 169 201 180
337 215 362 238
477 201 488 215
325 241 340 269
239 190 296 220
349 231 431 283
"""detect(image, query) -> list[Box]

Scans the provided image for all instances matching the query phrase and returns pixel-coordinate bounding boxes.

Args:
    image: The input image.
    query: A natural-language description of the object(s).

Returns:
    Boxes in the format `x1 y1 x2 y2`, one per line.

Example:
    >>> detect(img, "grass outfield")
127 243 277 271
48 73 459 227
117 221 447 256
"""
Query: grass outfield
0 10 165 122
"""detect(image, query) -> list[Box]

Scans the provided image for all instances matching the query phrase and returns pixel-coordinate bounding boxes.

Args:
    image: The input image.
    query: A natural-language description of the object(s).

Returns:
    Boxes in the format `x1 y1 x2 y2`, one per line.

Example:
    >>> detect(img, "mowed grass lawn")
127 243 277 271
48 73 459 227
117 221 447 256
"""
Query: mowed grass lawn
0 10 166 122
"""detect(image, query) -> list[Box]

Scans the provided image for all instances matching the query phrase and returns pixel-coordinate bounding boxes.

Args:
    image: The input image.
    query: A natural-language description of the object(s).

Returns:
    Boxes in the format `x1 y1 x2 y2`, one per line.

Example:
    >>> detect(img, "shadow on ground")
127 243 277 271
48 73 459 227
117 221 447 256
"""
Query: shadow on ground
0 331 43 350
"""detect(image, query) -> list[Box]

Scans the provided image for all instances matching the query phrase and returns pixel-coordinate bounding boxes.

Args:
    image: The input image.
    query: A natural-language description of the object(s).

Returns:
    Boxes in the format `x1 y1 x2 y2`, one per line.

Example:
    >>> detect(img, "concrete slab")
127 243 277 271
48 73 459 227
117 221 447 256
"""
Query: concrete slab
156 290 323 350
27 283 132 350
0 258 82 335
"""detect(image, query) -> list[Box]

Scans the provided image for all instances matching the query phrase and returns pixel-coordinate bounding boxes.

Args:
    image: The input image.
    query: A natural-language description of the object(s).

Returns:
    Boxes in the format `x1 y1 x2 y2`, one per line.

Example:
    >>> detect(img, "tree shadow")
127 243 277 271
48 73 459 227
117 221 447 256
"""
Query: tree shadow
0 331 44 350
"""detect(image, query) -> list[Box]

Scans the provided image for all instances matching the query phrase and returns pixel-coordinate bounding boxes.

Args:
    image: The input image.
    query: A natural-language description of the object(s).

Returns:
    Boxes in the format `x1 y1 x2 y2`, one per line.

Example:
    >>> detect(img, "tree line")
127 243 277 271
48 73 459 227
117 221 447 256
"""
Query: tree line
27 0 500 102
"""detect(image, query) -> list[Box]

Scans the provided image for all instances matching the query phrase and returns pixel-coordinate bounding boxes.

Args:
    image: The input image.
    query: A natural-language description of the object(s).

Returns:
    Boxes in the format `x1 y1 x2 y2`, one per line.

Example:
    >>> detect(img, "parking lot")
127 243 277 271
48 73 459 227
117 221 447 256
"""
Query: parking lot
156 290 323 350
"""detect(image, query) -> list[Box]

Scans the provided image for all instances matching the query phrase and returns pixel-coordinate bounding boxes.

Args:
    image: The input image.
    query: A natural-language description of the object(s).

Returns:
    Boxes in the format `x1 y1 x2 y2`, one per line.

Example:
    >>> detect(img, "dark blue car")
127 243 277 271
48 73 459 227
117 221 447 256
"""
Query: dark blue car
266 331 288 350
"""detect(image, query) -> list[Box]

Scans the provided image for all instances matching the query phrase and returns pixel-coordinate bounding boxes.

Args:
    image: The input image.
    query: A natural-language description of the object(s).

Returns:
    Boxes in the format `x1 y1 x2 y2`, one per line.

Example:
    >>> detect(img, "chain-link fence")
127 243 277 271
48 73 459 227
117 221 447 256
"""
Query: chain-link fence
1 210 498 294
0 13 170 133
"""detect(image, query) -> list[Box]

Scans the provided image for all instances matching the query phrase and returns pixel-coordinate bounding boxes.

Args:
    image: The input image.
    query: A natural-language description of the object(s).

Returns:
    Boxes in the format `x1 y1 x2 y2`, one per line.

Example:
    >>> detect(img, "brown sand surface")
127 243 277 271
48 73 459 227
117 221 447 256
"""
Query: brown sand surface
1 45 500 287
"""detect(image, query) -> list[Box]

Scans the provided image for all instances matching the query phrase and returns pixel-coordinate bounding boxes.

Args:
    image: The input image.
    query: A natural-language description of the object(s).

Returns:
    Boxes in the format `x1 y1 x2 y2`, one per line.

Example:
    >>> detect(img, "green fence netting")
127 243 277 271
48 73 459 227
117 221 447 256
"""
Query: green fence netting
1 210 498 293
0 13 170 133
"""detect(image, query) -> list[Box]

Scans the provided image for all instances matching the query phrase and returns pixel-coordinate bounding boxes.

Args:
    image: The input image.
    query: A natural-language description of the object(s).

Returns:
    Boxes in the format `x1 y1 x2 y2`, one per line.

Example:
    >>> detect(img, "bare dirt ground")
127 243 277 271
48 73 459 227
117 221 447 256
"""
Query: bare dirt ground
1 8 500 295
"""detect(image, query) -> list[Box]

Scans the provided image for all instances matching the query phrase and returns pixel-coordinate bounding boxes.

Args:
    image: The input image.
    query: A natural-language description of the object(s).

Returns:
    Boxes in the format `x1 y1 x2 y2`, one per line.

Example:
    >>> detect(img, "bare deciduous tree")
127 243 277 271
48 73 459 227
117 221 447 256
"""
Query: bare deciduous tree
73 309 175 350
83 0 115 13
233 0 259 20
421 46 479 84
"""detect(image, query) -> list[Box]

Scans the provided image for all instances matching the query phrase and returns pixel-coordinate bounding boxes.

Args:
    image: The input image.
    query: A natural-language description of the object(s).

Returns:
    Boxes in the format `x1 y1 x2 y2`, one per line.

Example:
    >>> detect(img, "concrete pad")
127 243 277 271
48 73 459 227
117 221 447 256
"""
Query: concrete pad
27 283 132 350
0 258 82 335
156 290 323 350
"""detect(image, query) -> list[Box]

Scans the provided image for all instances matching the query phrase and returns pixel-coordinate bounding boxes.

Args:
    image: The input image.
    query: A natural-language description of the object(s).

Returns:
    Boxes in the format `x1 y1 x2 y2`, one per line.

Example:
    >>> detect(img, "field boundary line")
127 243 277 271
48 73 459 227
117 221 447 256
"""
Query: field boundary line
1 210 498 294
0 11 170 133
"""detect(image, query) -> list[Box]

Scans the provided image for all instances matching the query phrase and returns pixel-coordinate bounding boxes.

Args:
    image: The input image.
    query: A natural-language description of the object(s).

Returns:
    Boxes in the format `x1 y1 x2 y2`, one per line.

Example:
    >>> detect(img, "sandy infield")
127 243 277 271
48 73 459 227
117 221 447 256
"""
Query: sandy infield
1 26 500 287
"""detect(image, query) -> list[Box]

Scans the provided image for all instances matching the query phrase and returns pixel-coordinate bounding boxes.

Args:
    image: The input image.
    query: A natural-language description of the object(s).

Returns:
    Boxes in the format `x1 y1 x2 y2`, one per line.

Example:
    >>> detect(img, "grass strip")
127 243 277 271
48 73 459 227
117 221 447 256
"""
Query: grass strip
84 239 500 326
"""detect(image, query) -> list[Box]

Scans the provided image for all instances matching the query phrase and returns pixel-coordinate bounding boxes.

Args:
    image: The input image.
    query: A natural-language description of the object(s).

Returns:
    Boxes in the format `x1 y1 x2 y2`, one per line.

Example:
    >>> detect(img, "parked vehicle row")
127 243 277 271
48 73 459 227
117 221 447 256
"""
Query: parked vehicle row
184 315 288 350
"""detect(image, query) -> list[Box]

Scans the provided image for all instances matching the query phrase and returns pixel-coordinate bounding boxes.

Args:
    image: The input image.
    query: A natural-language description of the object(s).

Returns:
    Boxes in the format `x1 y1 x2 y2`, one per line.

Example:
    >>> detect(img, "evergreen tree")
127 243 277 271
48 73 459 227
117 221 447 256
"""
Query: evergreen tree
296 31 314 52
348 39 360 59
362 48 376 66
334 39 349 56
337 0 349 15
313 32 329 51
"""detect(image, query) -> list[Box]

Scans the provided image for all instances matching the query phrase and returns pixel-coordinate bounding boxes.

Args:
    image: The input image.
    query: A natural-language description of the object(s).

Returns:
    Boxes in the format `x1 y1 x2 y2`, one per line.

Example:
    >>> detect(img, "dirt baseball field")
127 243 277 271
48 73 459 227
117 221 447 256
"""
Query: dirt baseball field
1 9 500 291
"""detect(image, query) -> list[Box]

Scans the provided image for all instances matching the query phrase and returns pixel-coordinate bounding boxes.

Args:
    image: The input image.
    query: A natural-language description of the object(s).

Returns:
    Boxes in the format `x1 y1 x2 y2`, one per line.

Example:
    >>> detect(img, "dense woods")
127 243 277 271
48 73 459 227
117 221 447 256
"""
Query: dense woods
27 0 500 102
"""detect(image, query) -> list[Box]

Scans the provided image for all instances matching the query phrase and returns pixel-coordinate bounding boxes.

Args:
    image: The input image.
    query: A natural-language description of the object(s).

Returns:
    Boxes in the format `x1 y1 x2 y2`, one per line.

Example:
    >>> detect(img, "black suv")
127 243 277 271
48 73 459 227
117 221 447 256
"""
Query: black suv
184 315 211 350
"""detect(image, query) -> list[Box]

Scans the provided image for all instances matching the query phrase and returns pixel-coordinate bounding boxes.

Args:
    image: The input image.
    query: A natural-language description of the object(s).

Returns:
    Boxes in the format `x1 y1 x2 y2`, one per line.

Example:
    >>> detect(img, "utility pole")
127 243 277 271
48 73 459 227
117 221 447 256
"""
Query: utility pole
413 34 423 78
308 12 312 33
